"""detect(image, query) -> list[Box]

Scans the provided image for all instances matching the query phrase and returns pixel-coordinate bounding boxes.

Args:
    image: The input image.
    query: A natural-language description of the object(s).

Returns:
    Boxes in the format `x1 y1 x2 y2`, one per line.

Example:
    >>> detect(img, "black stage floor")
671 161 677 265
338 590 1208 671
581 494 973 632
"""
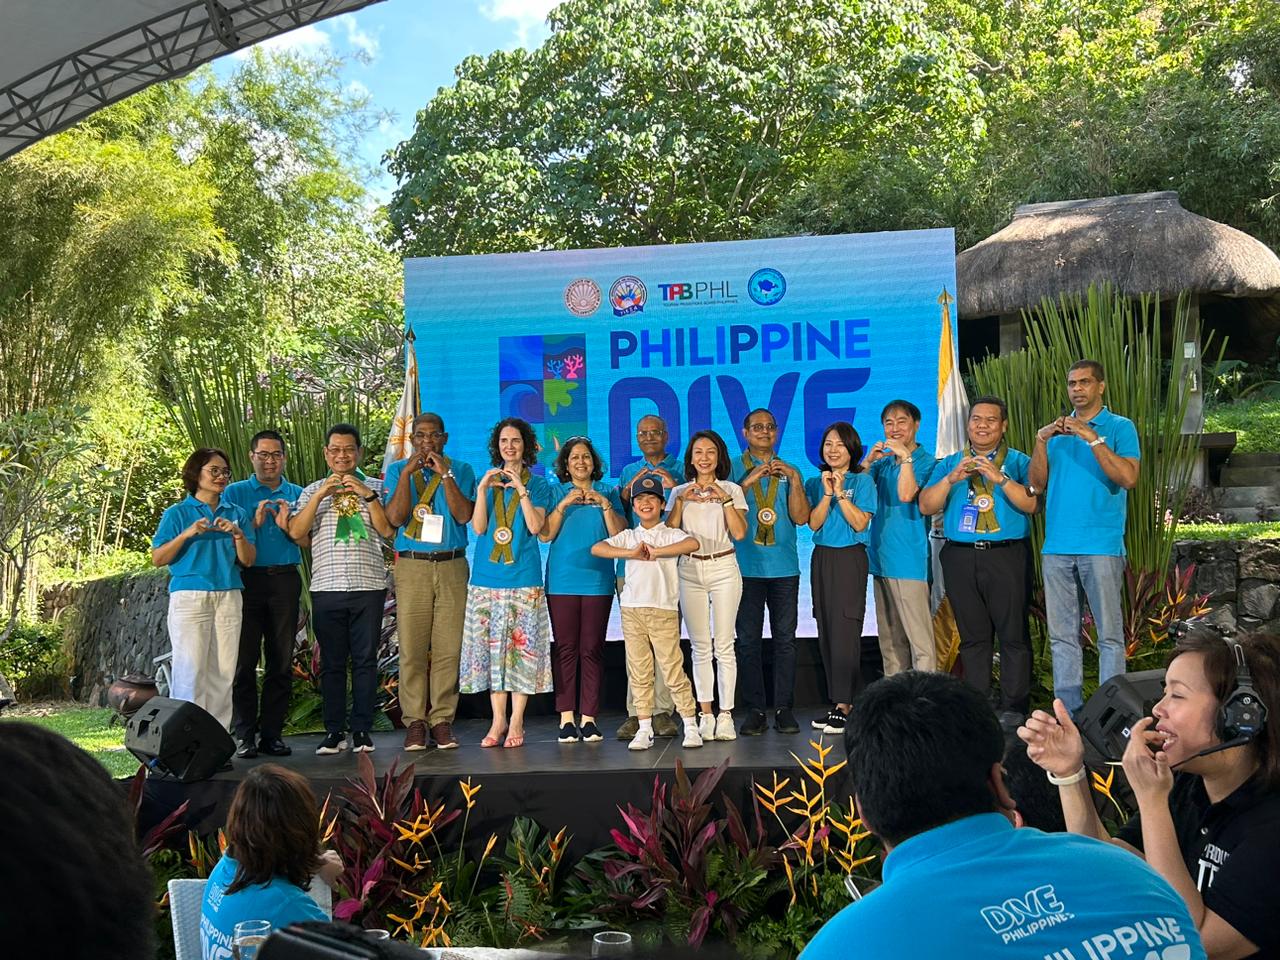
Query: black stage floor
139 713 854 858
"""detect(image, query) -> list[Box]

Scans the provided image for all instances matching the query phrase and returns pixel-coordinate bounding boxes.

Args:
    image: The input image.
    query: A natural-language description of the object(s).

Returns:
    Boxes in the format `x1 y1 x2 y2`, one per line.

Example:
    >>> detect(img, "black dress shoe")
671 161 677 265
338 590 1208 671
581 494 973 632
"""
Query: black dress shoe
258 737 292 757
740 709 769 736
236 739 258 759
774 707 800 734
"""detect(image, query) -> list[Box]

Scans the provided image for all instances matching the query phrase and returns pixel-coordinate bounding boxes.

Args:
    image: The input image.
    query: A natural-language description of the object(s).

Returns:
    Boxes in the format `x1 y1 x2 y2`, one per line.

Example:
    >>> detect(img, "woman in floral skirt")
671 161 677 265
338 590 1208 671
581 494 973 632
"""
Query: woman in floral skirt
459 417 553 748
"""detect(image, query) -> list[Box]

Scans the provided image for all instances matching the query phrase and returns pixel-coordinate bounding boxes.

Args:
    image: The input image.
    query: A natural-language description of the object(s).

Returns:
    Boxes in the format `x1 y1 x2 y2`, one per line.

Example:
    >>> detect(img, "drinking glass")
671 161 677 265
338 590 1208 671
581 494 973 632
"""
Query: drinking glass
592 930 633 956
232 919 272 960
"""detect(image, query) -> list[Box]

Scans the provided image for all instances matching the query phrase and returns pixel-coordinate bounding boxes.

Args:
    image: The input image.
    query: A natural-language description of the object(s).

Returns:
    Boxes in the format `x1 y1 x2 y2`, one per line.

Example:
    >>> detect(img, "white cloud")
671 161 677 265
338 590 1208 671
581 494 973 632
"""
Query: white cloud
479 0 558 48
341 16 381 61
232 23 331 59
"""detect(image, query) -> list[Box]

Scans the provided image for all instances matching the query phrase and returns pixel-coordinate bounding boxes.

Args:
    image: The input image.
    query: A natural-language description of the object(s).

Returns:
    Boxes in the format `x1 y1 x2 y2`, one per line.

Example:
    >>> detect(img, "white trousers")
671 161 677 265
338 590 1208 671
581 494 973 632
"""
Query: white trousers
167 590 243 729
677 554 742 710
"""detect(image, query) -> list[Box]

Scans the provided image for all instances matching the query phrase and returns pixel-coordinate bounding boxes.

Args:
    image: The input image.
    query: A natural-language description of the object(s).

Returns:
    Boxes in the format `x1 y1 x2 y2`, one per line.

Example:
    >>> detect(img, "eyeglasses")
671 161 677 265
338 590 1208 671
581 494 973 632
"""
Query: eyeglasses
747 423 778 434
251 451 284 461
326 446 358 456
637 430 665 440
412 432 445 441
204 467 232 479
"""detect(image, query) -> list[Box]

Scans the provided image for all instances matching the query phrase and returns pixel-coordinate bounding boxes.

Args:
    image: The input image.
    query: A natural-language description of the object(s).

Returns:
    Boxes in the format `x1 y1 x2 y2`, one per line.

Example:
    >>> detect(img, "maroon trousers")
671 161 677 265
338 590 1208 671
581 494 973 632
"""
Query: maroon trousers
547 593 613 716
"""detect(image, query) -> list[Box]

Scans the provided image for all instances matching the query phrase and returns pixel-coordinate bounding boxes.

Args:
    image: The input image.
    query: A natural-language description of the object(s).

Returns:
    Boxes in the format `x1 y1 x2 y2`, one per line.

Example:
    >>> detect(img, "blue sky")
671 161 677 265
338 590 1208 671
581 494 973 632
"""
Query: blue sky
219 0 558 200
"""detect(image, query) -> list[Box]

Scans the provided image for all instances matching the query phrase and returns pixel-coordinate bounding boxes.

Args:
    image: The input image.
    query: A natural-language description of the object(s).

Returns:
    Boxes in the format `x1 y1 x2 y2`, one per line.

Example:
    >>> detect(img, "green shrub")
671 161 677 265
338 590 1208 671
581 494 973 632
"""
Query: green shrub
1174 521 1280 542
1205 397 1280 453
0 620 68 698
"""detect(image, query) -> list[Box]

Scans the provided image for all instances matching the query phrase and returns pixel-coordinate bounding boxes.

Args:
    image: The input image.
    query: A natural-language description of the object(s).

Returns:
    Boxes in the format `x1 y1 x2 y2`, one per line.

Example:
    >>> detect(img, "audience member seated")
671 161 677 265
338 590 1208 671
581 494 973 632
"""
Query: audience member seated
0 723 155 959
1003 739 1068 832
1021 628 1280 959
201 764 343 955
801 671 1207 960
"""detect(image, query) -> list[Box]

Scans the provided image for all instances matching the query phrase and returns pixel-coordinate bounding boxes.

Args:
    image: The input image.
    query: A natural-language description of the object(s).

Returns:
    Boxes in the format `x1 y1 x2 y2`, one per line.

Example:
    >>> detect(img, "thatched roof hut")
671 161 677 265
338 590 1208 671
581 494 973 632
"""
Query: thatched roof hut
957 192 1280 359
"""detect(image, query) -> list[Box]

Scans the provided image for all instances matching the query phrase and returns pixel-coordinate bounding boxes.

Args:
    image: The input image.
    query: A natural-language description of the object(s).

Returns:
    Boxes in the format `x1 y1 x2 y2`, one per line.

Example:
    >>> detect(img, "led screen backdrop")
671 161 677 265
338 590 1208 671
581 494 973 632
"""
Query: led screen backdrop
404 230 957 638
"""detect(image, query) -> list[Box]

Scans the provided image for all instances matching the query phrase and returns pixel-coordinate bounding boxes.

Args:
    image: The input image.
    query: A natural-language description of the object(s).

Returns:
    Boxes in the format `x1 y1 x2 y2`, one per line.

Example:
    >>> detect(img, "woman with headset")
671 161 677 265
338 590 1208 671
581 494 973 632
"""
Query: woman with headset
1019 627 1280 959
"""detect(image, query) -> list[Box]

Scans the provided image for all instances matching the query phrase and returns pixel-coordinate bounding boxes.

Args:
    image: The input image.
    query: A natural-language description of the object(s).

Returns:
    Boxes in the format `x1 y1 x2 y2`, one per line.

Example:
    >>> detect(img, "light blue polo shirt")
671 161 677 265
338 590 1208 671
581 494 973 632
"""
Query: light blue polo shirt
470 475 554 589
151 495 255 592
222 476 303 567
200 854 328 960
800 813 1206 960
545 481 624 596
867 446 936 581
1044 407 1140 557
382 457 477 553
804 473 876 548
731 455 800 578
932 449 1032 542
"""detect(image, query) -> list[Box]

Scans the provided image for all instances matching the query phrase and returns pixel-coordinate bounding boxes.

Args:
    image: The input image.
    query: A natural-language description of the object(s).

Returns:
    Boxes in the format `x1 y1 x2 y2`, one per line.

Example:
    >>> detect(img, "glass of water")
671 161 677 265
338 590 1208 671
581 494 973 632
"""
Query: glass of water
232 919 272 960
592 930 633 956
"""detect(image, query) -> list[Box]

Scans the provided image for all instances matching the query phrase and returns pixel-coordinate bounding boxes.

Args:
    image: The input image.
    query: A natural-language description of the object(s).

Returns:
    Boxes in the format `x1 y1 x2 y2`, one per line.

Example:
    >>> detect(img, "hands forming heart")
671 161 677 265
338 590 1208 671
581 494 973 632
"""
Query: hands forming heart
630 541 654 561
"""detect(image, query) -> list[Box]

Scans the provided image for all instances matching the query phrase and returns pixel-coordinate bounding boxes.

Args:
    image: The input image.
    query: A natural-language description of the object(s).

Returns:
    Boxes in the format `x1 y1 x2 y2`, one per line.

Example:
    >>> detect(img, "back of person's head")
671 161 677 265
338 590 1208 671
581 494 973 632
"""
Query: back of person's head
0 723 155 958
1003 740 1067 832
846 671 1005 846
225 764 321 894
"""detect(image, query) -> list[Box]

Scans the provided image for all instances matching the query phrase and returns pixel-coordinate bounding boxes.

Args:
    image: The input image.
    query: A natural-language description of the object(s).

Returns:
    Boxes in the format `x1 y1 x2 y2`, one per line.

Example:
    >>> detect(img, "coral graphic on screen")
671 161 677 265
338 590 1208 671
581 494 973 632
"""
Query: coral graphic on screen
498 334 588 463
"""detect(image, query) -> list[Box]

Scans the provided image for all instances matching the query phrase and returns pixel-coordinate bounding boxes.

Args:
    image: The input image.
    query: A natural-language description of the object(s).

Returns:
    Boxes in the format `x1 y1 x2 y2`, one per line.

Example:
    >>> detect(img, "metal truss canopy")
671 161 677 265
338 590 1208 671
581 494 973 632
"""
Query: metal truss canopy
1 0 388 160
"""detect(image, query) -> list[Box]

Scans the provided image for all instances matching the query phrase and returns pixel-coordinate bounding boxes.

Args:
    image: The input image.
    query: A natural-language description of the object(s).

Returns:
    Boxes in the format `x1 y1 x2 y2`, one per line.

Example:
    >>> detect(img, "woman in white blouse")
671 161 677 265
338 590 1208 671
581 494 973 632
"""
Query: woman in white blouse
666 429 748 741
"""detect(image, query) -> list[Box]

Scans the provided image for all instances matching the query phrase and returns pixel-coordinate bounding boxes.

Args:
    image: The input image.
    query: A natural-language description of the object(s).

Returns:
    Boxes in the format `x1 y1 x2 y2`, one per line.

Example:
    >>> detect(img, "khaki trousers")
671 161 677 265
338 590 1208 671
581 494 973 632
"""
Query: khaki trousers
394 556 469 725
620 607 696 719
874 576 936 674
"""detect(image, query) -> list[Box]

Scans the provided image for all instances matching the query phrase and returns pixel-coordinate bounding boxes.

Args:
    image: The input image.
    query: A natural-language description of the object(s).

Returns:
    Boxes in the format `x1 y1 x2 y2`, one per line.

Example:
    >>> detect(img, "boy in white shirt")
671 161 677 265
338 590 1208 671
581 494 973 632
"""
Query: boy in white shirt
592 475 703 750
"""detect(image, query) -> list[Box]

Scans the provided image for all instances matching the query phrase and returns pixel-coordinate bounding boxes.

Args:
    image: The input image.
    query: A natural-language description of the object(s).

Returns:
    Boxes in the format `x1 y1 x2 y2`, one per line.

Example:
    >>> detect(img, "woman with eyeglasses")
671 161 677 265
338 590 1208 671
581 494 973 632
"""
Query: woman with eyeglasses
151 448 257 729
539 437 625 743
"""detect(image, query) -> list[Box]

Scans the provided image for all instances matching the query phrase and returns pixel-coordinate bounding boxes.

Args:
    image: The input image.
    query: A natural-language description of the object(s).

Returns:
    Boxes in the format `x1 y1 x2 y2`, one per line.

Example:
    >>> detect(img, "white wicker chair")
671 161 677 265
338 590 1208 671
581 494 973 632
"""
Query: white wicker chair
168 875 333 959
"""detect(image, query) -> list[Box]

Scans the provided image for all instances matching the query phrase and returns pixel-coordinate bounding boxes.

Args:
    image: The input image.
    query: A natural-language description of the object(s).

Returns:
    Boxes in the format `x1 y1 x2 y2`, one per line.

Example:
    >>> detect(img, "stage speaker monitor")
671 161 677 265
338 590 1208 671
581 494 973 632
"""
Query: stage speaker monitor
1076 669 1167 762
125 697 234 782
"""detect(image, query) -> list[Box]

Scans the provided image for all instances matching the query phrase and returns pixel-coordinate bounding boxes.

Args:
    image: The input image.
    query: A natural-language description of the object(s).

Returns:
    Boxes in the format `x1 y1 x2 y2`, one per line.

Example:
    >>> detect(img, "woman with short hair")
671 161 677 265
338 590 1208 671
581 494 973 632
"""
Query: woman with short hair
151 448 256 729
540 437 625 743
200 764 343 954
459 417 554 749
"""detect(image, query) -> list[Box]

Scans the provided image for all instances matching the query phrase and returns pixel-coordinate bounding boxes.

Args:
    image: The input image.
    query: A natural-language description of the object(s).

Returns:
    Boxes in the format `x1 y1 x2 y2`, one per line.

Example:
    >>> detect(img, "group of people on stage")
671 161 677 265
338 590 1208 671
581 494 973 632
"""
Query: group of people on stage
150 357 1141 757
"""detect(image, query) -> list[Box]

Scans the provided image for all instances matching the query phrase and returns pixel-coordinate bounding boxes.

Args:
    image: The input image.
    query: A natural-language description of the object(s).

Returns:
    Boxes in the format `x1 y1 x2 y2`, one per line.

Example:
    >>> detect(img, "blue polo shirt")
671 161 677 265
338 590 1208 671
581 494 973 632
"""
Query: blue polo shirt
801 813 1206 960
867 446 936 581
470 475 554 589
932 448 1032 542
730 455 800 578
545 481 624 596
222 476 303 567
1044 407 1140 557
804 473 876 548
200 854 327 959
151 495 255 592
382 457 477 553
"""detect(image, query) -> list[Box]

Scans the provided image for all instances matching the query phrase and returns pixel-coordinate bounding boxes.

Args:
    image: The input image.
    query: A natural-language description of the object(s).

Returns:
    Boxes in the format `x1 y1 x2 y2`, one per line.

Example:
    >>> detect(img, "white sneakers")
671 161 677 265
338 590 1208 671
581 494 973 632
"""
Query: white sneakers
698 712 717 741
715 711 736 741
628 728 656 751
682 722 703 748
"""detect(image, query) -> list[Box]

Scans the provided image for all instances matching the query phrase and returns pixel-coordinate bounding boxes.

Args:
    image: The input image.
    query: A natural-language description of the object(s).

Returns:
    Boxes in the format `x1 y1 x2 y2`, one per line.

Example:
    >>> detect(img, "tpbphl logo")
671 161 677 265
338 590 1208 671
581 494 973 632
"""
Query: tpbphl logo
981 884 1072 943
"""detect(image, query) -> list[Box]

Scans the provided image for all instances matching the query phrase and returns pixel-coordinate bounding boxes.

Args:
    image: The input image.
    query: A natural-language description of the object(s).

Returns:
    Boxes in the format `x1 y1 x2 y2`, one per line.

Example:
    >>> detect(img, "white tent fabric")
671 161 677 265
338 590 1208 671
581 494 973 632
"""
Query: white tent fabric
1 0 388 159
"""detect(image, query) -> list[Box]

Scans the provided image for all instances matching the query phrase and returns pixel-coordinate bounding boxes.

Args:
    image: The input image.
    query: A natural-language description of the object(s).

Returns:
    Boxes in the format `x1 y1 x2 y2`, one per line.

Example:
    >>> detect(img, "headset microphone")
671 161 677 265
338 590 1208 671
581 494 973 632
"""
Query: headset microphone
1170 736 1253 770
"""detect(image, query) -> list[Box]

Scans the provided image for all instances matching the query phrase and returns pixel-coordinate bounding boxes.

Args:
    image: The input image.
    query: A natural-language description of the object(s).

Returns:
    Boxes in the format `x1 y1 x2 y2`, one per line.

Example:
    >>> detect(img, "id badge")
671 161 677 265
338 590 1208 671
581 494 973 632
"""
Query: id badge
418 513 445 544
959 504 980 534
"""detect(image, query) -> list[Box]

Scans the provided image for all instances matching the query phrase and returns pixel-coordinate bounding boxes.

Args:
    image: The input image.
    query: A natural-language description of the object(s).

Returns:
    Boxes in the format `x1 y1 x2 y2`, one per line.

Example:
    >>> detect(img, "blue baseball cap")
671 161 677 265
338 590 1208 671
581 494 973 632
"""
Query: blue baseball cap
630 474 665 503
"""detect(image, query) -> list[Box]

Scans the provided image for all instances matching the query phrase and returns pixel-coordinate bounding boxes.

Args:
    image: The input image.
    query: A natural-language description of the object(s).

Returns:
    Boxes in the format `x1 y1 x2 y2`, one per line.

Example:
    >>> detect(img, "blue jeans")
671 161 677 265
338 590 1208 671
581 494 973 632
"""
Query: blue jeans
1043 554 1127 714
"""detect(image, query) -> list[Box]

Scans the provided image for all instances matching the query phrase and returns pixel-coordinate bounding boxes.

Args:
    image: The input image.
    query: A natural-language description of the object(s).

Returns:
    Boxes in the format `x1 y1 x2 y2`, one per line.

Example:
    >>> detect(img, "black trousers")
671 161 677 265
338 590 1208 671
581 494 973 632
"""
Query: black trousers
734 575 799 711
940 539 1032 715
232 567 301 742
312 589 386 735
810 545 869 705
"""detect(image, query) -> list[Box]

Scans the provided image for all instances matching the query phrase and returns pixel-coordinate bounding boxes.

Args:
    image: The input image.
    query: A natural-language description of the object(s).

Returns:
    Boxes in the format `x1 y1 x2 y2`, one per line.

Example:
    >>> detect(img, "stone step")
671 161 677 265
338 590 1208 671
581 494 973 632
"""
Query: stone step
1220 465 1280 487
1229 452 1280 468
1218 485 1280 509
1217 506 1268 523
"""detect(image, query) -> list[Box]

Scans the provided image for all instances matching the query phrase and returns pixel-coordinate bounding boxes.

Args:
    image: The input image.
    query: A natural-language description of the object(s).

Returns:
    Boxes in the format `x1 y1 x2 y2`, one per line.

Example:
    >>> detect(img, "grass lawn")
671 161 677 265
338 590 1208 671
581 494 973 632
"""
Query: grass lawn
1174 521 1280 542
1 701 139 778
1205 396 1280 453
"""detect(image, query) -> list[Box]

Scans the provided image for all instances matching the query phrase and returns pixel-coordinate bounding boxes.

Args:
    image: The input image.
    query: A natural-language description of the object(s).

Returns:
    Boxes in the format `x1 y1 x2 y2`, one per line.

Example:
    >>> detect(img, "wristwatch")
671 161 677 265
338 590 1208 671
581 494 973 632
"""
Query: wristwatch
362 492 378 502
1026 482 1040 497
1088 436 1107 448
443 469 456 480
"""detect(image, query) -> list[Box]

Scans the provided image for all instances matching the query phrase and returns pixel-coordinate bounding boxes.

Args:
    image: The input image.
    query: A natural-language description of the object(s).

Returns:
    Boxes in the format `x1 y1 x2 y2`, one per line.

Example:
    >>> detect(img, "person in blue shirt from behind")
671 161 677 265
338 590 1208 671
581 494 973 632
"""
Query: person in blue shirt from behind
222 430 306 760
540 436 625 743
801 671 1207 960
151 447 256 730
201 764 343 958
1028 359 1141 716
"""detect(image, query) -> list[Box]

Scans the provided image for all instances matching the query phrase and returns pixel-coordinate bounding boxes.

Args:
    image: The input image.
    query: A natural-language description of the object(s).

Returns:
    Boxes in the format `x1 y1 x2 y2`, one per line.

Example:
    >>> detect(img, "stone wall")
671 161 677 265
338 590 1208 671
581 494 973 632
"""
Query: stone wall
1174 538 1280 635
65 570 171 706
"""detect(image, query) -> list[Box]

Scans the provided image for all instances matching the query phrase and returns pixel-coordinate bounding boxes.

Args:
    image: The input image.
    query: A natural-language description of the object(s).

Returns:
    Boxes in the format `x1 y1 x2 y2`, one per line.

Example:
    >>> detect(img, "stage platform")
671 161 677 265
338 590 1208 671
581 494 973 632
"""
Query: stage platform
138 713 854 858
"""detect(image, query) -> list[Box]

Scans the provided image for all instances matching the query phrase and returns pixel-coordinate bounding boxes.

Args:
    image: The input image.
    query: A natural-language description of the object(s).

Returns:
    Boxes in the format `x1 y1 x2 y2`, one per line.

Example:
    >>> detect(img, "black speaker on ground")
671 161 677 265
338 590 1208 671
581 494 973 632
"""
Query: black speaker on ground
1076 669 1167 762
125 697 234 782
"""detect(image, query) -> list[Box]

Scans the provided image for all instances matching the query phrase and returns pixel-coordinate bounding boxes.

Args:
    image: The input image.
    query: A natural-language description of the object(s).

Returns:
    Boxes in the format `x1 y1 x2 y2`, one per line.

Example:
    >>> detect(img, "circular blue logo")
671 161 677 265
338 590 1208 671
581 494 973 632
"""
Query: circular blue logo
748 268 786 306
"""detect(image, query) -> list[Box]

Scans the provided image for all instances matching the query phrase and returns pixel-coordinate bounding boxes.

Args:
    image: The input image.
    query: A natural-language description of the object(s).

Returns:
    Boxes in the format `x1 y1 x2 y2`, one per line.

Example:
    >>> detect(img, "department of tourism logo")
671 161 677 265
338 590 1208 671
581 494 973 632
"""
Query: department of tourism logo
610 276 647 316
748 267 787 306
564 278 602 317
